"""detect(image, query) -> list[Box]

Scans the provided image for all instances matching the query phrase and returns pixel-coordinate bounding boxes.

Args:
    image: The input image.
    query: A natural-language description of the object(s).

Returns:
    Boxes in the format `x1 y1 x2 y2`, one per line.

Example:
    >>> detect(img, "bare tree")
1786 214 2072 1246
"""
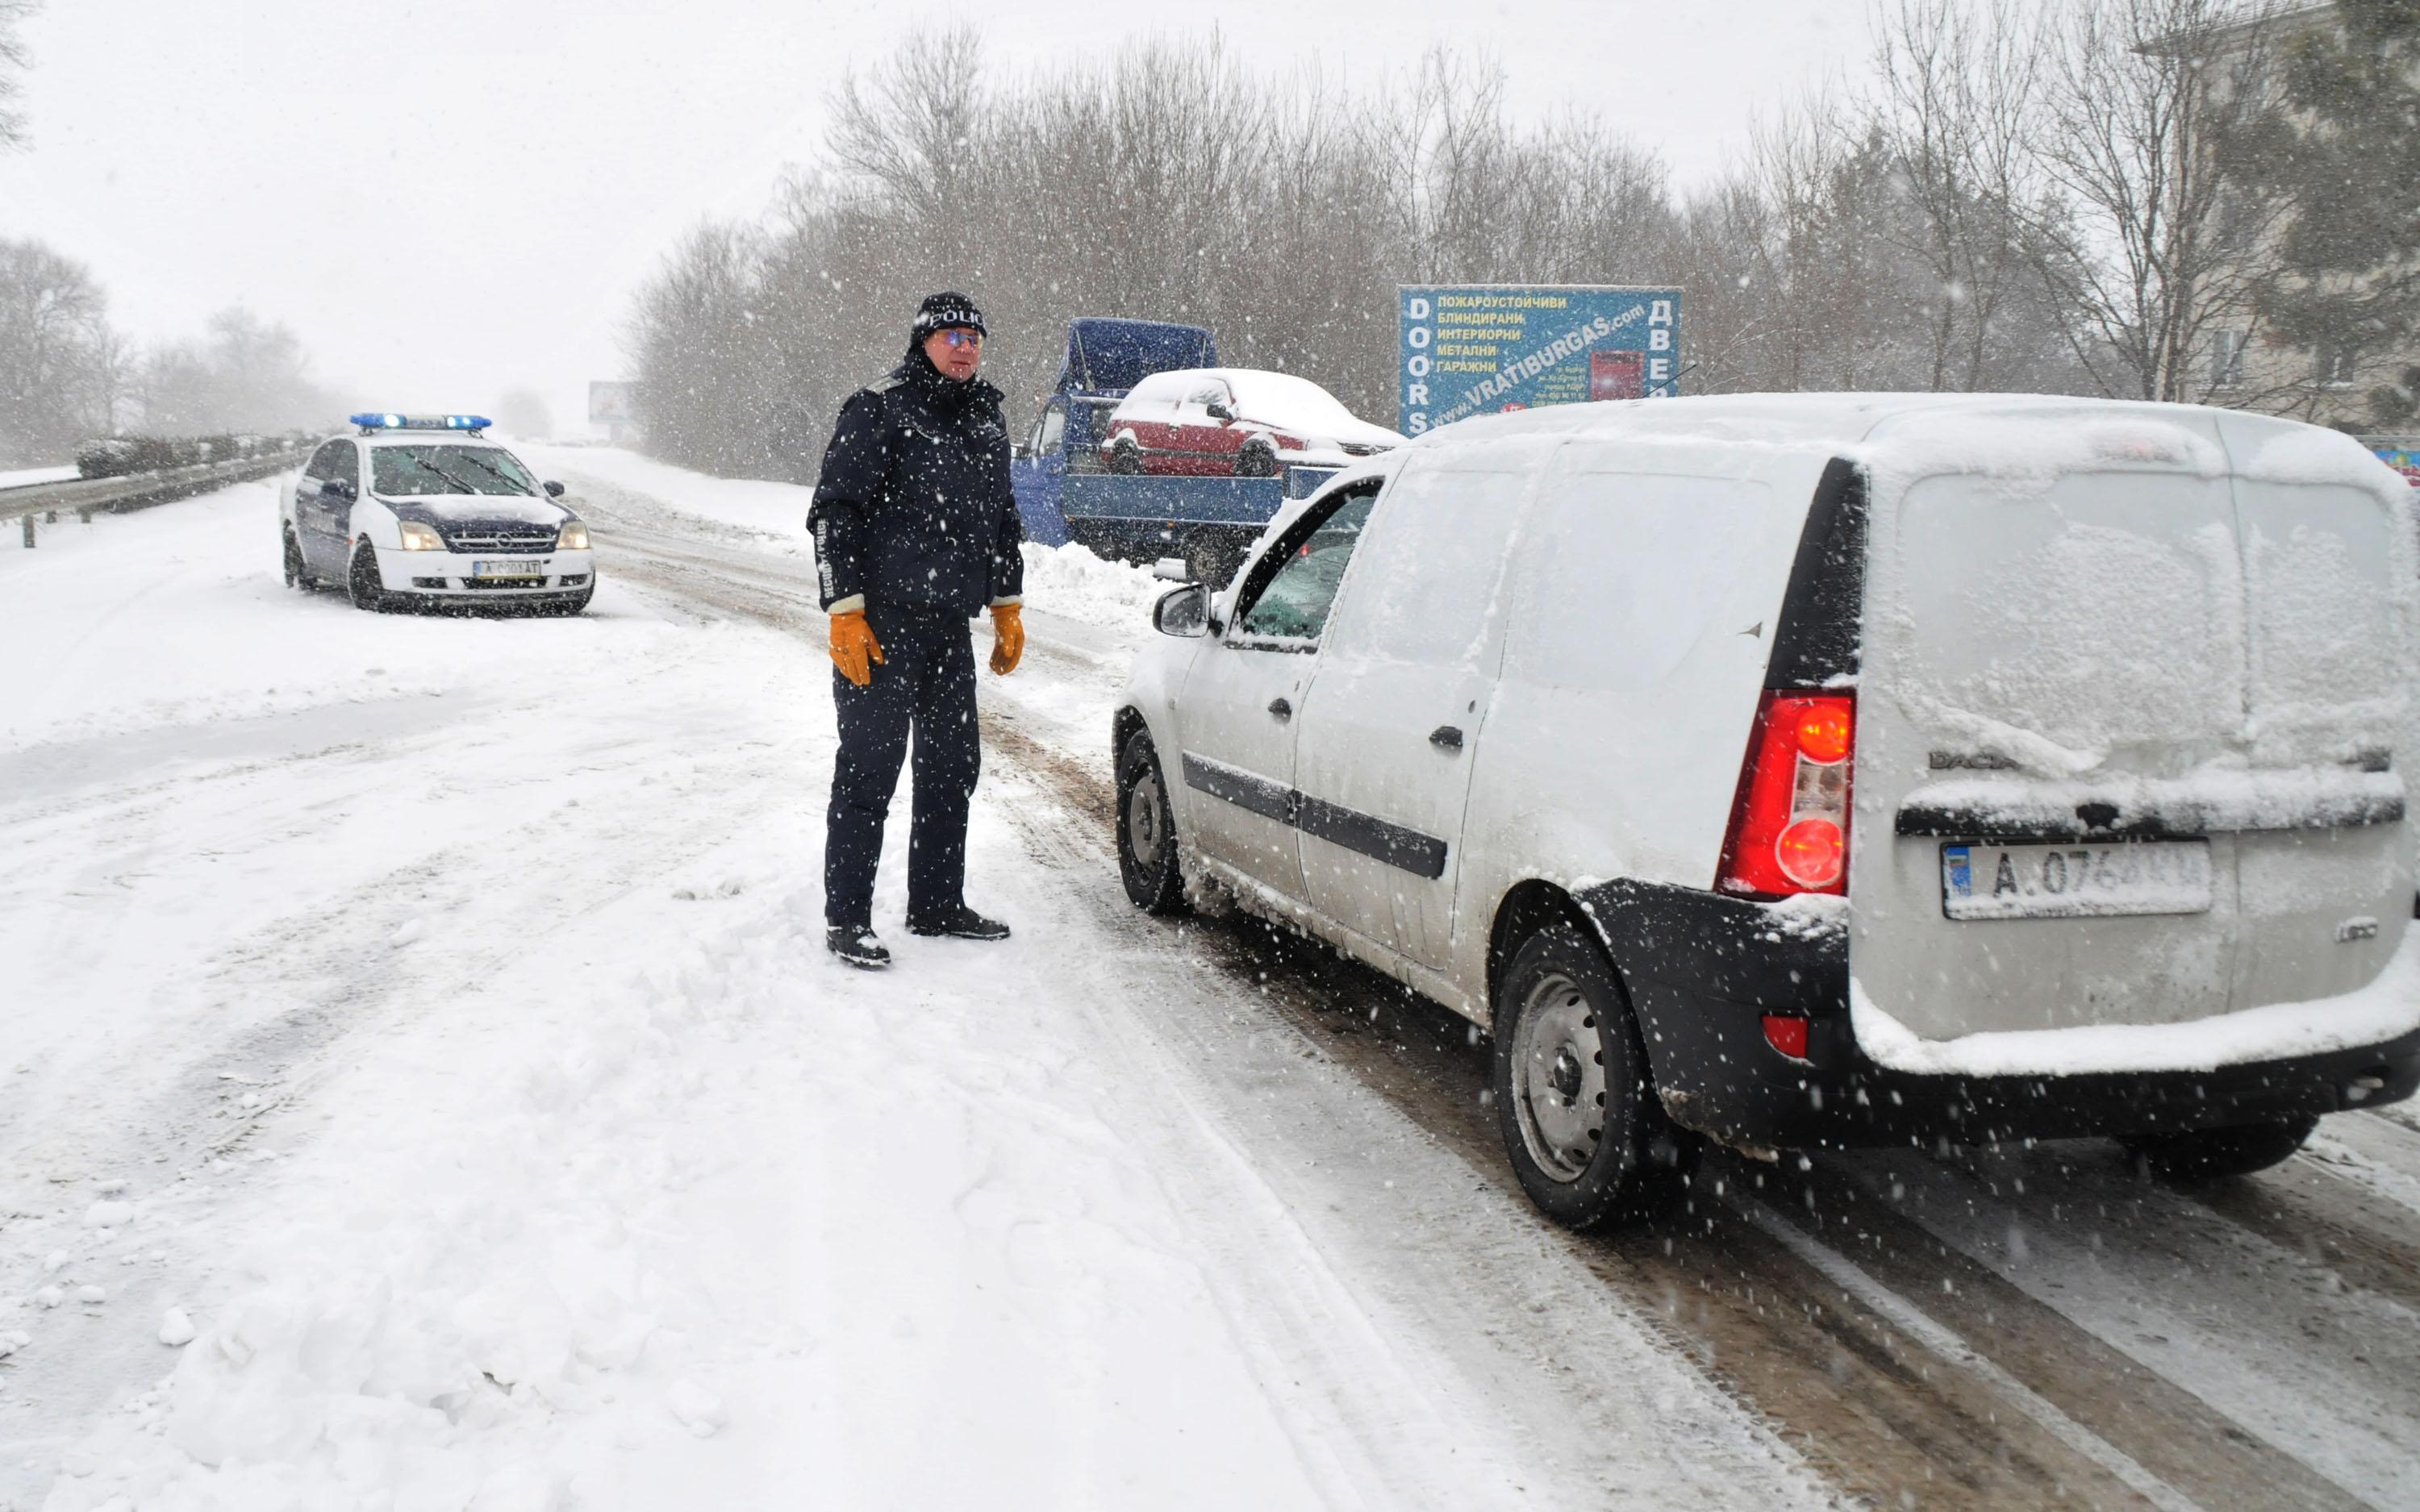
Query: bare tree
2026 0 2289 402
628 31 1697 471
1870 0 2066 390
0 0 36 152
138 306 339 435
0 237 116 461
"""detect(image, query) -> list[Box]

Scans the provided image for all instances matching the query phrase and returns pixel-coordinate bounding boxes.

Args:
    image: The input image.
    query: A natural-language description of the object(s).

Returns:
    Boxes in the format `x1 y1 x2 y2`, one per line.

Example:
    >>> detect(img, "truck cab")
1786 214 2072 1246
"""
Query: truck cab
1012 318 1217 549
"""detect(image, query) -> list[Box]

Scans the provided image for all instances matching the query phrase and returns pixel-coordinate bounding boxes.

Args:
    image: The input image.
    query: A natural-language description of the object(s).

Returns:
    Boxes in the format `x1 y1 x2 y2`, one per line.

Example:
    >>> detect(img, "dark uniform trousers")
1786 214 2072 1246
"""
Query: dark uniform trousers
824 599 979 929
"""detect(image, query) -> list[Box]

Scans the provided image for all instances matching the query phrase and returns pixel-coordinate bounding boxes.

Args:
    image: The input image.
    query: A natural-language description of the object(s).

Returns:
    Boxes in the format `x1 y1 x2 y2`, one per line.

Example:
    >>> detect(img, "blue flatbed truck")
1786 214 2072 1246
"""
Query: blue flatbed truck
1010 318 1337 584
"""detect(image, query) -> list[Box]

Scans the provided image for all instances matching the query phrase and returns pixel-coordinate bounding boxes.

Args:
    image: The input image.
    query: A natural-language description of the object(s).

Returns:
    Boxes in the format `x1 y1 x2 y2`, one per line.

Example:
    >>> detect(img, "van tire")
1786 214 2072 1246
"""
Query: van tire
348 542 390 612
1492 922 1699 1229
1116 730 1186 915
2121 1114 2316 1181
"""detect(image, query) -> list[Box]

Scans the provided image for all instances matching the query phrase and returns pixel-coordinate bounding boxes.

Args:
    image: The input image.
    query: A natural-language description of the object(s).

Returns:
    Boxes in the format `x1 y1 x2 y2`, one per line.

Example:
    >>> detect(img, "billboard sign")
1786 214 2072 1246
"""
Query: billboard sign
1398 284 1680 436
588 381 640 425
2365 435 2419 489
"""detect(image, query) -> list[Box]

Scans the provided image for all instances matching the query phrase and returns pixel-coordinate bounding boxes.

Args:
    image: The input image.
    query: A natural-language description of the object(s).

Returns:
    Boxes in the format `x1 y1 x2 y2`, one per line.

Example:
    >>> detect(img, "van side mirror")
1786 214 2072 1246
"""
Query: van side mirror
543 480 565 498
1153 582 1209 638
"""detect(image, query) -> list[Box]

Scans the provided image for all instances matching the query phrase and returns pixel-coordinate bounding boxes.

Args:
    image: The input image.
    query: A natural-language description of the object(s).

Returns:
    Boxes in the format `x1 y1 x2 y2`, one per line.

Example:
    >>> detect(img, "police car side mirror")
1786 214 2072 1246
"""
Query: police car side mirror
543 480 565 498
328 477 357 502
1153 583 1209 638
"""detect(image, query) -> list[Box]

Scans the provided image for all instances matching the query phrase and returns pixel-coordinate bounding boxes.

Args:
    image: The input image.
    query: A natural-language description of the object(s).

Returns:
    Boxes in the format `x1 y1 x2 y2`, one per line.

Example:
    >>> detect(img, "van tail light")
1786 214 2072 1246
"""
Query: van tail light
1761 1014 1811 1060
1718 691 1855 898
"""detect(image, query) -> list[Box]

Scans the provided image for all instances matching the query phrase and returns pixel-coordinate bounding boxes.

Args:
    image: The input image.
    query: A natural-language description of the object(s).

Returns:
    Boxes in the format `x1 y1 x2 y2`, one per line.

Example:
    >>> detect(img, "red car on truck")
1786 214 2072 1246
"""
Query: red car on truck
1100 368 1404 477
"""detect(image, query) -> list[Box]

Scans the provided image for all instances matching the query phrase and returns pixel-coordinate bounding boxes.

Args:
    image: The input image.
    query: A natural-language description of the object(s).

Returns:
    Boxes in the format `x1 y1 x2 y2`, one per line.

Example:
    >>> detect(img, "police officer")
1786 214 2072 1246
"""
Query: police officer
808 292 1026 969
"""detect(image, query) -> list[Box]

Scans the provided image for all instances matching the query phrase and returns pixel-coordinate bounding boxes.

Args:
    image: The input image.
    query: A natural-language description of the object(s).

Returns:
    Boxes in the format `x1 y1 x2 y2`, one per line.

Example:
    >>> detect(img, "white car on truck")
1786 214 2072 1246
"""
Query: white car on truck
1114 392 2420 1229
279 414 595 614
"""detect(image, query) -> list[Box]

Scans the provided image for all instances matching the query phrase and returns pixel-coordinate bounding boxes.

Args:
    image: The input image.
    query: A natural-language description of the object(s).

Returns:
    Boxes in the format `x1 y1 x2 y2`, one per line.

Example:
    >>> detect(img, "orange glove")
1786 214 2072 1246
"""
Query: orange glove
829 609 884 687
989 603 1024 676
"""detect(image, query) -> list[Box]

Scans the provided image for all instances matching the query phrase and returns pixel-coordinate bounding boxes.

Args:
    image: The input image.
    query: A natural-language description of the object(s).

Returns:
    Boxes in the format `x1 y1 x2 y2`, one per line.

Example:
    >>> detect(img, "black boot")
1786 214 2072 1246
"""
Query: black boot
826 924 892 969
904 906 1011 941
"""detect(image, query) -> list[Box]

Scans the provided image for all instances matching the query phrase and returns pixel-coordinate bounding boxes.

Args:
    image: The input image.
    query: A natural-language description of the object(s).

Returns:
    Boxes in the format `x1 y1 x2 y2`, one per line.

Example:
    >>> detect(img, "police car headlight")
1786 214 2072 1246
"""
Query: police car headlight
556 520 590 551
397 520 446 552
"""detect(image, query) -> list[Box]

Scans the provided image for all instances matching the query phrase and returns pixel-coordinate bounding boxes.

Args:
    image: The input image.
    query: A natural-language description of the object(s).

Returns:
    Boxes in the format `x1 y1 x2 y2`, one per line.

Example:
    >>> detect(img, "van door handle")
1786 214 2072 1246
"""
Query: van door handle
1430 725 1464 751
1268 698 1292 721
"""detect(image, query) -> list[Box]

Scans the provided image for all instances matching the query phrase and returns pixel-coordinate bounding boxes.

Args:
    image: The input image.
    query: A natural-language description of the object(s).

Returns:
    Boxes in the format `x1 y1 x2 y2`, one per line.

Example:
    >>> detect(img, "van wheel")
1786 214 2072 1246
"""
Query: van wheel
1235 436 1279 477
2121 1114 2316 1181
348 543 390 612
1116 730 1186 915
282 527 312 590
1108 435 1143 474
1492 922 1699 1229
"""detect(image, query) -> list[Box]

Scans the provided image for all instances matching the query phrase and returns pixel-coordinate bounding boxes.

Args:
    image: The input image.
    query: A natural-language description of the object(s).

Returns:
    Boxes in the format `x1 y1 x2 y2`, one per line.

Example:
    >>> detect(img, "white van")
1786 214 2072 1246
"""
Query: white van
1114 394 2420 1229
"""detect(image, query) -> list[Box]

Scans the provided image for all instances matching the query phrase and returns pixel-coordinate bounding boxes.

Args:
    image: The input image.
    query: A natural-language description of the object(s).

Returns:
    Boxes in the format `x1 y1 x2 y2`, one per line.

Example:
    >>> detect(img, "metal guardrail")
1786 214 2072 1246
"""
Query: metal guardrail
3 453 298 547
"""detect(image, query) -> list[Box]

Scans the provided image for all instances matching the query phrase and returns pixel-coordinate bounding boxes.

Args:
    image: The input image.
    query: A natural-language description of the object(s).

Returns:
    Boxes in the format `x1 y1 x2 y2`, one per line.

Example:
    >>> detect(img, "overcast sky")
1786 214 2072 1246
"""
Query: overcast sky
0 0 1863 437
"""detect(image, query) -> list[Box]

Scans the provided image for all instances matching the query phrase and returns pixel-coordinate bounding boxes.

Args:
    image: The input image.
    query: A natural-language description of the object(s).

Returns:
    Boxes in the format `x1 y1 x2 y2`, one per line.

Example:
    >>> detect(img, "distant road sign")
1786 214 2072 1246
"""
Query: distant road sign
589 381 640 425
1397 284 1681 437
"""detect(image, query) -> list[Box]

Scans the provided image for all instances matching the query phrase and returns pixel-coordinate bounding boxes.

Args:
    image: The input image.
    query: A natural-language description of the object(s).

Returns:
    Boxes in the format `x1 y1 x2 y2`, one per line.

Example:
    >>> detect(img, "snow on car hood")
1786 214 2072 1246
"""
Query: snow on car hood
381 495 570 527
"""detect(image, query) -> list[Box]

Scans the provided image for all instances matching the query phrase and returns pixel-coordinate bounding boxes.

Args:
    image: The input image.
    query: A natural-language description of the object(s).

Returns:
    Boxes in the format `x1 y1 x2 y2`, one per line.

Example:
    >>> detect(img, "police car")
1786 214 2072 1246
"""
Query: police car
279 414 595 614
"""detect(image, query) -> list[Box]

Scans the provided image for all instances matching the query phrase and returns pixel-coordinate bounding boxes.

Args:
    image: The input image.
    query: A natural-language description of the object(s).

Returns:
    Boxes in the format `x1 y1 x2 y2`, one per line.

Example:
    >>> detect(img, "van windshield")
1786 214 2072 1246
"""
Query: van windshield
1238 493 1377 642
372 445 538 498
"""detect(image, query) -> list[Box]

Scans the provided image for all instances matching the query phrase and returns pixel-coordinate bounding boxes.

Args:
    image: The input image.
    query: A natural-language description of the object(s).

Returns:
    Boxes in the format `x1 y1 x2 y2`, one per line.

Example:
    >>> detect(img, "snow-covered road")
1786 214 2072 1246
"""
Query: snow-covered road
6 455 2420 1512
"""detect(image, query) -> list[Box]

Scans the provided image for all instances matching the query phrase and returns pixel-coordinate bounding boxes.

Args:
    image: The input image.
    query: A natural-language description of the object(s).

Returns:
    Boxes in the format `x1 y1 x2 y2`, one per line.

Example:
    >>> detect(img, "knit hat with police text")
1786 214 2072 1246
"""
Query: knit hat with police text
912 292 987 342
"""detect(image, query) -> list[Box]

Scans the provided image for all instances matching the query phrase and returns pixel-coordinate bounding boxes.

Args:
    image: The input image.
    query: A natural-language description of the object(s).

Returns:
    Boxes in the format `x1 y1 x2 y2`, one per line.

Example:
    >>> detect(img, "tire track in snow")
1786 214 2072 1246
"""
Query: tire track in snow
0 602 788 1504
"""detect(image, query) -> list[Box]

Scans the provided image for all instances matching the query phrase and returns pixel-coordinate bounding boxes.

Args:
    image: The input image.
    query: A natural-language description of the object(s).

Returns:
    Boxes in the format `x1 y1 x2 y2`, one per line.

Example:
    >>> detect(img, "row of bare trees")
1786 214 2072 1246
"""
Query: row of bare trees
626 1 2376 479
0 237 340 464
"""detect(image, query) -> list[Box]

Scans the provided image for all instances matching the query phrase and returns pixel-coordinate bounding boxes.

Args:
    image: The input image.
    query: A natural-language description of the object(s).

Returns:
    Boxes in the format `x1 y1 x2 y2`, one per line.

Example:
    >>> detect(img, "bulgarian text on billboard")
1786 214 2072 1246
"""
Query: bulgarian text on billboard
1398 285 1681 436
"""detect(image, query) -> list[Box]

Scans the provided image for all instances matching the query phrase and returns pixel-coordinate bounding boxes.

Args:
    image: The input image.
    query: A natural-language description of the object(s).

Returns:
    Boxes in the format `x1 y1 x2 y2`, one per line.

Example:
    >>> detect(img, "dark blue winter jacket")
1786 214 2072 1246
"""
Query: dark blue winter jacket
807 350 1024 618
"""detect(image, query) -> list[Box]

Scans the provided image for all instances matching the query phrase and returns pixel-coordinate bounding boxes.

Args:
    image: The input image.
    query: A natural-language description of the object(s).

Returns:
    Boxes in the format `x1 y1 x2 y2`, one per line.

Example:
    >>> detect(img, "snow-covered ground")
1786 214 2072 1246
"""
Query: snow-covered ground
0 465 77 492
15 452 2420 1512
0 475 1829 1510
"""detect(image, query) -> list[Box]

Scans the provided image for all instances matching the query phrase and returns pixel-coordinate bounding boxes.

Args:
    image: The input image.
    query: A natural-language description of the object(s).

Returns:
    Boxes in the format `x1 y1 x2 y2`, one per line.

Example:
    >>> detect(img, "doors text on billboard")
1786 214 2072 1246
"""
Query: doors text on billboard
1398 285 1680 436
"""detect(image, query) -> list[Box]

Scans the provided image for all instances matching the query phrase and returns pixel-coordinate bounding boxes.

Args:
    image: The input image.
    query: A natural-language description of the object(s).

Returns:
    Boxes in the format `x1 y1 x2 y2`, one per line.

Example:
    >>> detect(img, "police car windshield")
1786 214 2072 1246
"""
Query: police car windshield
371 444 537 498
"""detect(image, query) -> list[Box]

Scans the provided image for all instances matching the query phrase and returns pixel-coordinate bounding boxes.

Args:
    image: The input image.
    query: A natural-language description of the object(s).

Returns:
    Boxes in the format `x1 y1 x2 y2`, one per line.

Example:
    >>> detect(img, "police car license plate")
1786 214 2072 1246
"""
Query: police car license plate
472 559 543 579
1940 839 2212 921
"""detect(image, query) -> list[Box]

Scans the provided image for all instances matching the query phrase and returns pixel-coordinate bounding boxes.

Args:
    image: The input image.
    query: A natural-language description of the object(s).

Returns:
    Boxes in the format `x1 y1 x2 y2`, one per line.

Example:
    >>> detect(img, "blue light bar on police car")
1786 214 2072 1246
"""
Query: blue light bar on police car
348 413 493 433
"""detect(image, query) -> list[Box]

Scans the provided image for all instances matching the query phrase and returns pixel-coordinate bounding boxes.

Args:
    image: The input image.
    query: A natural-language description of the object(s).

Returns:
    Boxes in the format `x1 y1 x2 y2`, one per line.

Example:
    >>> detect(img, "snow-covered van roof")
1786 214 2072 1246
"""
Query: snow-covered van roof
1412 391 2401 498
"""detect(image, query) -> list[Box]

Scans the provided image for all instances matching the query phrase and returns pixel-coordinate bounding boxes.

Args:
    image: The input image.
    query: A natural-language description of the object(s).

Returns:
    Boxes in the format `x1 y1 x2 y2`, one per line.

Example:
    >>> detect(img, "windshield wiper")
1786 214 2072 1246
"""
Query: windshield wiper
453 452 532 494
411 461 478 494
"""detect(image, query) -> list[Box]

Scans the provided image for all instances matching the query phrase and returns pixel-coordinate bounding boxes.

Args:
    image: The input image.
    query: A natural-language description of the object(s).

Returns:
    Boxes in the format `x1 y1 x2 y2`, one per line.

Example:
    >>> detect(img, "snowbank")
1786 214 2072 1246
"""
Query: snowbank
0 464 77 490
1851 921 2420 1077
1014 540 1162 628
